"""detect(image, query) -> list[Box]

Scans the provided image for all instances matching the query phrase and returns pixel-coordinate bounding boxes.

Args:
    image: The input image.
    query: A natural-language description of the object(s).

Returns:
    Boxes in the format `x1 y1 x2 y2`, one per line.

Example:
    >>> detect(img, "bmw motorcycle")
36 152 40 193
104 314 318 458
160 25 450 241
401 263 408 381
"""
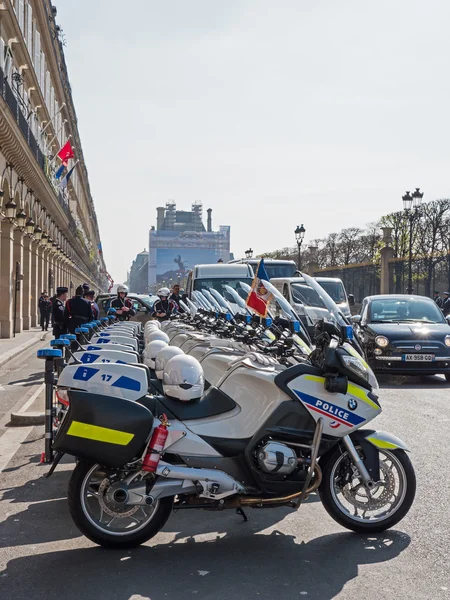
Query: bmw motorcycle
50 275 416 549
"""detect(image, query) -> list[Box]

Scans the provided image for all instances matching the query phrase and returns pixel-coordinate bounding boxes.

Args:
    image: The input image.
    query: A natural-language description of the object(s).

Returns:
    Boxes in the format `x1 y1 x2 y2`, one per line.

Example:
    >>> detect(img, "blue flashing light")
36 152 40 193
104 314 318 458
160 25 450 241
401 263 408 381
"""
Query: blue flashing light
245 315 251 324
37 348 63 359
226 312 232 321
51 338 70 347
264 317 273 327
345 325 354 340
293 321 301 332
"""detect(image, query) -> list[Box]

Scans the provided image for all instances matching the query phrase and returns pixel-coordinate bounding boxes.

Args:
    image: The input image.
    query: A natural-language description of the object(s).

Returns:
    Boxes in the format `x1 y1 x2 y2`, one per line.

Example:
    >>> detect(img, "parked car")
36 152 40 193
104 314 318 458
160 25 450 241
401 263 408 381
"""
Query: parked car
95 293 158 322
352 294 450 380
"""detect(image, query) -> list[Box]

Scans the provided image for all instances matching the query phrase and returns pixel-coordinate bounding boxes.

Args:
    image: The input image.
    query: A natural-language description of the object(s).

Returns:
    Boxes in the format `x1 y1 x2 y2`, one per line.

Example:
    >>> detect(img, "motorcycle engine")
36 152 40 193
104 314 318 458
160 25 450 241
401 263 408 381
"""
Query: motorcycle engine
257 442 297 475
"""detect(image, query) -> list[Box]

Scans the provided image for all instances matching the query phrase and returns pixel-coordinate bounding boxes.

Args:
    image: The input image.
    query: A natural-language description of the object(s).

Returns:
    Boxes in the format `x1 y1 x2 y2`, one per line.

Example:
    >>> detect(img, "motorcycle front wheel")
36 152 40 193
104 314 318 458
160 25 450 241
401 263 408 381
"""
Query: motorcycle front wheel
319 446 416 534
67 461 173 548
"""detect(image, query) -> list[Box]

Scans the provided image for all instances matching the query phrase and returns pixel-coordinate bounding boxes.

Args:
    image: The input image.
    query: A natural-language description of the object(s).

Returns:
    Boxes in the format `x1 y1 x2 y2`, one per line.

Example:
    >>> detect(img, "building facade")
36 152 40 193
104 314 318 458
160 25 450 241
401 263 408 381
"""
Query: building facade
148 203 231 292
0 0 107 337
128 249 149 293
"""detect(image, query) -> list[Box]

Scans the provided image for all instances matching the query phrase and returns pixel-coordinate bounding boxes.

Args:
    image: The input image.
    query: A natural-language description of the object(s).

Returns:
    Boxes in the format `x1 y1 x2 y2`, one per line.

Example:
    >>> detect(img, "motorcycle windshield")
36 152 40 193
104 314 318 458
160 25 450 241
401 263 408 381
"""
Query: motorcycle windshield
192 291 212 311
260 279 312 348
224 285 249 314
209 288 236 316
300 273 349 327
202 289 224 313
184 298 197 316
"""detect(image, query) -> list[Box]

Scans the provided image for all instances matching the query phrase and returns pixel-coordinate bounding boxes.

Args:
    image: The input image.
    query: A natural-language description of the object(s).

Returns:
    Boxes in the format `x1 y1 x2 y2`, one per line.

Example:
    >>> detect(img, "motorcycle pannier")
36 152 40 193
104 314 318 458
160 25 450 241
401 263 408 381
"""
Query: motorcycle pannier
53 390 154 468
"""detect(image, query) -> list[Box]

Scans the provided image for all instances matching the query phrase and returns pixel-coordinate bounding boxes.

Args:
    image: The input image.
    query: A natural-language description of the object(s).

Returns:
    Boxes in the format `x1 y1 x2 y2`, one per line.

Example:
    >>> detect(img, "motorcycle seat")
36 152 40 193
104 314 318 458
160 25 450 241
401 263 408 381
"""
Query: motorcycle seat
137 385 236 422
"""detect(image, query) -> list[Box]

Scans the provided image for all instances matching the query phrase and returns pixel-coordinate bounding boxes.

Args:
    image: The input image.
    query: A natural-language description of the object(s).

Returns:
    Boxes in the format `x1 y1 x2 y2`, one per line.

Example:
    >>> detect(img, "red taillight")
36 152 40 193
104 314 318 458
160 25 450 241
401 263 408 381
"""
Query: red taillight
56 389 69 406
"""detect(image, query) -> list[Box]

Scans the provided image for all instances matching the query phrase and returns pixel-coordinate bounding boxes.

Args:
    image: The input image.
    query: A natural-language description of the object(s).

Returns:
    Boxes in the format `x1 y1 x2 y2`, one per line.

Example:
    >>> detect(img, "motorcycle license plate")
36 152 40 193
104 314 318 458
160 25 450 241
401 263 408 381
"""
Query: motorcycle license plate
402 354 434 362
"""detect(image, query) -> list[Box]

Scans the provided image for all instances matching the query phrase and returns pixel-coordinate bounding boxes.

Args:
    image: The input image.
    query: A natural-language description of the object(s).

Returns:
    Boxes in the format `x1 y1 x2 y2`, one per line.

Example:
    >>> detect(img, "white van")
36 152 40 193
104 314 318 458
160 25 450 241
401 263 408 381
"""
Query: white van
270 276 353 320
185 263 254 299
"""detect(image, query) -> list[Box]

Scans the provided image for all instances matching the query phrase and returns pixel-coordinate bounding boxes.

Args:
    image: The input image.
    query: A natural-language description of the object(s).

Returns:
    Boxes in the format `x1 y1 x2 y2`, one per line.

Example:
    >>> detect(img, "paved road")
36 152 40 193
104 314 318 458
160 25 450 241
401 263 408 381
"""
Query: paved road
0 365 449 599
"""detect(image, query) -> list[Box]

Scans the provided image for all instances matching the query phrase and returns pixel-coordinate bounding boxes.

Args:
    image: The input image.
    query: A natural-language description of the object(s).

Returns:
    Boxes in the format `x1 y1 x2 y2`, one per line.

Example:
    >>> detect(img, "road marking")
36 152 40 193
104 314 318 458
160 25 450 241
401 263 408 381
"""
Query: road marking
17 383 45 413
0 426 33 472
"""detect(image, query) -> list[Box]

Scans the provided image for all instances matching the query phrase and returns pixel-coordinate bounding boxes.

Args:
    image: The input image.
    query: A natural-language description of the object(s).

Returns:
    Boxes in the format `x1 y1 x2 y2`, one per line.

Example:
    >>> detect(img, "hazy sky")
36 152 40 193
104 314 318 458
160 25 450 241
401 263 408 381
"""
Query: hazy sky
56 0 450 284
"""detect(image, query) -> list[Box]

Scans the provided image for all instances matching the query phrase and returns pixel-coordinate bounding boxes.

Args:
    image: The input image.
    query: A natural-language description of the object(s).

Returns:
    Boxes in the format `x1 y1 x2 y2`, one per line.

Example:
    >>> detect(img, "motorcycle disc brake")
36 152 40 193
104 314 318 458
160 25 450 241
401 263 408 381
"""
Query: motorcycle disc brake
342 460 396 510
98 478 141 519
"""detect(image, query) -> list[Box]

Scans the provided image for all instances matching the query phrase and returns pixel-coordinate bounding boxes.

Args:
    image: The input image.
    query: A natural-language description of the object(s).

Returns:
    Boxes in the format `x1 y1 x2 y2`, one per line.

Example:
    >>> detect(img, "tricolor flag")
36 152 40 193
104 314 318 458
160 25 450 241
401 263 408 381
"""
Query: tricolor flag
57 140 75 163
246 258 273 317
55 164 66 180
59 161 78 190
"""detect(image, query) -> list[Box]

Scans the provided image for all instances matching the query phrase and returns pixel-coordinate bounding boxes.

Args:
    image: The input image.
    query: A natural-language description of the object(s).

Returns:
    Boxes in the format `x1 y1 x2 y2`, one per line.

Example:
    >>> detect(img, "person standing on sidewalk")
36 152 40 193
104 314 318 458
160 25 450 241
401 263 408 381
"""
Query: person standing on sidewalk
433 290 443 309
64 285 94 333
442 292 450 317
52 287 69 338
39 294 52 331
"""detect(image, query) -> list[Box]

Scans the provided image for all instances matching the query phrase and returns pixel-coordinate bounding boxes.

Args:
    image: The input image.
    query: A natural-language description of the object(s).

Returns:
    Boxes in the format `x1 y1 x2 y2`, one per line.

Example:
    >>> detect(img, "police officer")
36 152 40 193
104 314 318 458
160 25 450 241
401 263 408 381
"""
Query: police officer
84 289 100 320
169 283 184 313
111 284 136 321
152 287 178 322
64 285 94 333
433 290 443 308
52 287 68 338
442 292 450 317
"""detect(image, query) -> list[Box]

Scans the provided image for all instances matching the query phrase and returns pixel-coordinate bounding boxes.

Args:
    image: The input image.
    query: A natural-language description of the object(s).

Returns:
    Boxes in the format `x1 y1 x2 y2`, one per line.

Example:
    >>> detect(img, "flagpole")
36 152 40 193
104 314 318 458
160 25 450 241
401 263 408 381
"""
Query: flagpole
40 103 66 135
45 121 68 157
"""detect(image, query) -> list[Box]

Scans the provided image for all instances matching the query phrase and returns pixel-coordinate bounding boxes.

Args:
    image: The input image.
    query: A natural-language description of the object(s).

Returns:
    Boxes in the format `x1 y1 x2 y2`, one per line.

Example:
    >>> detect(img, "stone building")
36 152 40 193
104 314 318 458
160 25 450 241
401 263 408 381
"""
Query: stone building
129 249 149 294
0 1 107 337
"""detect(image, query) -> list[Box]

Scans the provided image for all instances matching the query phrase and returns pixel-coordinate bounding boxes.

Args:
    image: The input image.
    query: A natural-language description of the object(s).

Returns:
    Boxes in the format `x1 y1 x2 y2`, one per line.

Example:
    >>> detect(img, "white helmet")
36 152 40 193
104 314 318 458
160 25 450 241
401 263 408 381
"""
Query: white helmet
157 287 170 298
145 320 161 330
163 355 204 402
117 284 129 294
155 346 184 380
147 330 170 344
143 340 168 369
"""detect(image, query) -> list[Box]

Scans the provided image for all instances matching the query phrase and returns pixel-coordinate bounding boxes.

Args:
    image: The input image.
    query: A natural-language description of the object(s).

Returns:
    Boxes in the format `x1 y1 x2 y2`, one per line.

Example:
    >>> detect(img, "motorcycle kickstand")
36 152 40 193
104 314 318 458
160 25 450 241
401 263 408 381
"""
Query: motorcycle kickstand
236 507 248 522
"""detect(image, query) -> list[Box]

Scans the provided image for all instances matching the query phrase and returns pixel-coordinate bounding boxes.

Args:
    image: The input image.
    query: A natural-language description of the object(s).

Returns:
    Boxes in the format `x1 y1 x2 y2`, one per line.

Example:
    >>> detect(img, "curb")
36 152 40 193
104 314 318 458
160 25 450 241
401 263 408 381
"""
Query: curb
0 331 48 369
10 411 45 426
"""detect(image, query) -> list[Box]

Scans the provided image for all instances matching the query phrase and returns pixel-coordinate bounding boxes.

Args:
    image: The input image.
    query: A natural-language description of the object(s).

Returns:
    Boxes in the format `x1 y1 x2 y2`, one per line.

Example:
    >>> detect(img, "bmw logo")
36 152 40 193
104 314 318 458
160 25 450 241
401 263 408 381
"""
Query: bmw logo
415 344 422 351
348 398 358 411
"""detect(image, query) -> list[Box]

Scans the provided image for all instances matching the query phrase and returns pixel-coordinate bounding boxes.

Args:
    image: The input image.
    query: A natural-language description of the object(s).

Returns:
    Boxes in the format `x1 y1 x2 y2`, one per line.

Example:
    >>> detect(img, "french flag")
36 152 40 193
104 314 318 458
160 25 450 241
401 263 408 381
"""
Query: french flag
246 258 273 317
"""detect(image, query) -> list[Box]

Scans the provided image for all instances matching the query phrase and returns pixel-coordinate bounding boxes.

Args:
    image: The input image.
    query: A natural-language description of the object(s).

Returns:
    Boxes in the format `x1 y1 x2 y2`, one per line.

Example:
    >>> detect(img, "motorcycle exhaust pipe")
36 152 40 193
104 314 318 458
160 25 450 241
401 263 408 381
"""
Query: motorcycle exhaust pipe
238 464 322 507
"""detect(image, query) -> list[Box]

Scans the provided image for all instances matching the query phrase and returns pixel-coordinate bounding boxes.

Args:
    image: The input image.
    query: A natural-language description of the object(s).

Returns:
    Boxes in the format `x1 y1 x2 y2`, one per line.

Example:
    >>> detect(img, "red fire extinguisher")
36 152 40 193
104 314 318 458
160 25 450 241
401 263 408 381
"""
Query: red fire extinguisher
142 414 169 472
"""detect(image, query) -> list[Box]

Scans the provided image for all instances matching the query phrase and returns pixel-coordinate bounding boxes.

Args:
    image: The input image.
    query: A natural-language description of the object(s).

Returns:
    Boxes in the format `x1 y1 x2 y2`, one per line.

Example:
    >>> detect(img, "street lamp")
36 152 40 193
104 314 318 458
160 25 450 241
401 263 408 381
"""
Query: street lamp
16 209 27 231
34 226 42 241
294 224 306 269
245 248 253 259
4 198 17 223
26 217 35 236
402 188 424 294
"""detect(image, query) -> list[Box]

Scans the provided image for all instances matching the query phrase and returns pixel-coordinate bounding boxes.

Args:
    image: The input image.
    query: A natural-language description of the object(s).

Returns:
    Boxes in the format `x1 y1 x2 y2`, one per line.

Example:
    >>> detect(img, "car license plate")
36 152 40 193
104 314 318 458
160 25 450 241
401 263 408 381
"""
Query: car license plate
403 354 434 362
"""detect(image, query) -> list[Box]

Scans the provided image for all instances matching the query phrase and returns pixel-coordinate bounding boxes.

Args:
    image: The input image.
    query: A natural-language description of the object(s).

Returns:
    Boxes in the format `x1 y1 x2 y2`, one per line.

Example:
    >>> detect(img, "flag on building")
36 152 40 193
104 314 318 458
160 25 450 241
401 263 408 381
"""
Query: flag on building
57 140 74 163
97 242 103 254
246 258 273 317
59 161 78 190
55 164 66 180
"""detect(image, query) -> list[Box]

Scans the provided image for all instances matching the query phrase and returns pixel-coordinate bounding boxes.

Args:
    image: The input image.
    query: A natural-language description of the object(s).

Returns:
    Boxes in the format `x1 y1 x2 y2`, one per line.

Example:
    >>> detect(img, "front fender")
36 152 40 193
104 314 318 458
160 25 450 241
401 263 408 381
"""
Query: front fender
363 431 410 452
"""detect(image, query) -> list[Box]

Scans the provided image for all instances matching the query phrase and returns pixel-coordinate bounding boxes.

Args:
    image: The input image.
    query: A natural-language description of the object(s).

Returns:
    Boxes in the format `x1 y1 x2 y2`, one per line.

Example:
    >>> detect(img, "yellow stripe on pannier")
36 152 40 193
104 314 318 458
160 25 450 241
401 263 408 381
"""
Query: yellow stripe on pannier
67 421 134 445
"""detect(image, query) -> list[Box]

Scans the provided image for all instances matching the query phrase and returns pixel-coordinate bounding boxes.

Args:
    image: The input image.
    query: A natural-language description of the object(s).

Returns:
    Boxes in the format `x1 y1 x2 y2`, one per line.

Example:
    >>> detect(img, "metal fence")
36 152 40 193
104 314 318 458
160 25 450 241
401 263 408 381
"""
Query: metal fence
313 263 380 303
388 254 450 296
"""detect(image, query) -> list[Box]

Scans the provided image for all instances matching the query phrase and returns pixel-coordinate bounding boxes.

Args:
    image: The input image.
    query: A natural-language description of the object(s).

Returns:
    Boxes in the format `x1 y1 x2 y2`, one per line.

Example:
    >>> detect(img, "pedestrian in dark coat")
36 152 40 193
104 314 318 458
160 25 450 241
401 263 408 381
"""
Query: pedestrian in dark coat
64 285 94 333
39 294 52 331
442 292 450 317
52 287 69 338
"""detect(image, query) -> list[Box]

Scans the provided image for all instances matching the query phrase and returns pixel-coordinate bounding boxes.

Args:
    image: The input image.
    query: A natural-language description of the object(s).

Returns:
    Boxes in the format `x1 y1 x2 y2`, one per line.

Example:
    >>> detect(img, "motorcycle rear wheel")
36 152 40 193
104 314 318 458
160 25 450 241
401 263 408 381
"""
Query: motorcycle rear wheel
319 447 416 533
68 460 173 548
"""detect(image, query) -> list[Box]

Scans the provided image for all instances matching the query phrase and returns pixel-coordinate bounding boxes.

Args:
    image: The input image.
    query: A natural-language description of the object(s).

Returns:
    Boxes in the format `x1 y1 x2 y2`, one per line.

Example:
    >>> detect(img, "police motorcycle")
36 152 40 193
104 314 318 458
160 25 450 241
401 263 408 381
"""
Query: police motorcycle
47 273 416 548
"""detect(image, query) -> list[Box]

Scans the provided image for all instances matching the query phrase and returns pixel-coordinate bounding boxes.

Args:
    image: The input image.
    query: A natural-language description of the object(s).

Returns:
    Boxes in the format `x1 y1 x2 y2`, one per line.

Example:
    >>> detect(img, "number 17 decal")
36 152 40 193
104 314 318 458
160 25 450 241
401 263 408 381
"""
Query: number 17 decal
101 374 112 382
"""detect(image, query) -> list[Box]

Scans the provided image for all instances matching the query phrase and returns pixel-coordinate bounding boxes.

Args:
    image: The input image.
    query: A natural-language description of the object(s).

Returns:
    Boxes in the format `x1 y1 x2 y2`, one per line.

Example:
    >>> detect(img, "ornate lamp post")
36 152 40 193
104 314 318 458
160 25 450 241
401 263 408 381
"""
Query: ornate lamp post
294 224 306 270
402 188 424 294
245 248 253 259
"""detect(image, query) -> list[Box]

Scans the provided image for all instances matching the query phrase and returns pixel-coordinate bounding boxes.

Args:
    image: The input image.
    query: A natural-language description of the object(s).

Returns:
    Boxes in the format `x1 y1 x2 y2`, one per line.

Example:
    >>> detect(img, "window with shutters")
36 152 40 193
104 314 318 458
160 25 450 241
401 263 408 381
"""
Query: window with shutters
26 3 33 51
0 37 5 71
18 0 25 36
50 86 55 119
45 70 50 109
40 52 45 92
33 27 40 82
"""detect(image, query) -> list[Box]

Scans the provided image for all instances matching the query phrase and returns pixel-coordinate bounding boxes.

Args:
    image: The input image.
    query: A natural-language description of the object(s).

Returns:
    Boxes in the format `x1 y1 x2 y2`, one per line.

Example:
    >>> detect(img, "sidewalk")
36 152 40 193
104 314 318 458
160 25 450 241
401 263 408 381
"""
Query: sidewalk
0 327 49 369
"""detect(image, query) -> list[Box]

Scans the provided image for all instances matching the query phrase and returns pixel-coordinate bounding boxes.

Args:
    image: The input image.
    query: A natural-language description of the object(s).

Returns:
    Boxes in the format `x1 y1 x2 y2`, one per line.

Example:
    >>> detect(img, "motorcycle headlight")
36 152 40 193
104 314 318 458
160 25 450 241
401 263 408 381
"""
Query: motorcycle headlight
340 354 369 382
445 336 450 347
375 335 389 348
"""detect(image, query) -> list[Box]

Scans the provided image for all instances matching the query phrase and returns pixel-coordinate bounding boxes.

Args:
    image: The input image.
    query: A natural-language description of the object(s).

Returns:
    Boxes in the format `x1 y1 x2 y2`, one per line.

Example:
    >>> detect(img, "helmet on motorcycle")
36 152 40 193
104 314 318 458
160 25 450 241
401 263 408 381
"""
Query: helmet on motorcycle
157 287 170 298
155 346 184 380
145 320 161 331
163 355 204 402
147 330 170 344
117 284 129 295
143 340 168 370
